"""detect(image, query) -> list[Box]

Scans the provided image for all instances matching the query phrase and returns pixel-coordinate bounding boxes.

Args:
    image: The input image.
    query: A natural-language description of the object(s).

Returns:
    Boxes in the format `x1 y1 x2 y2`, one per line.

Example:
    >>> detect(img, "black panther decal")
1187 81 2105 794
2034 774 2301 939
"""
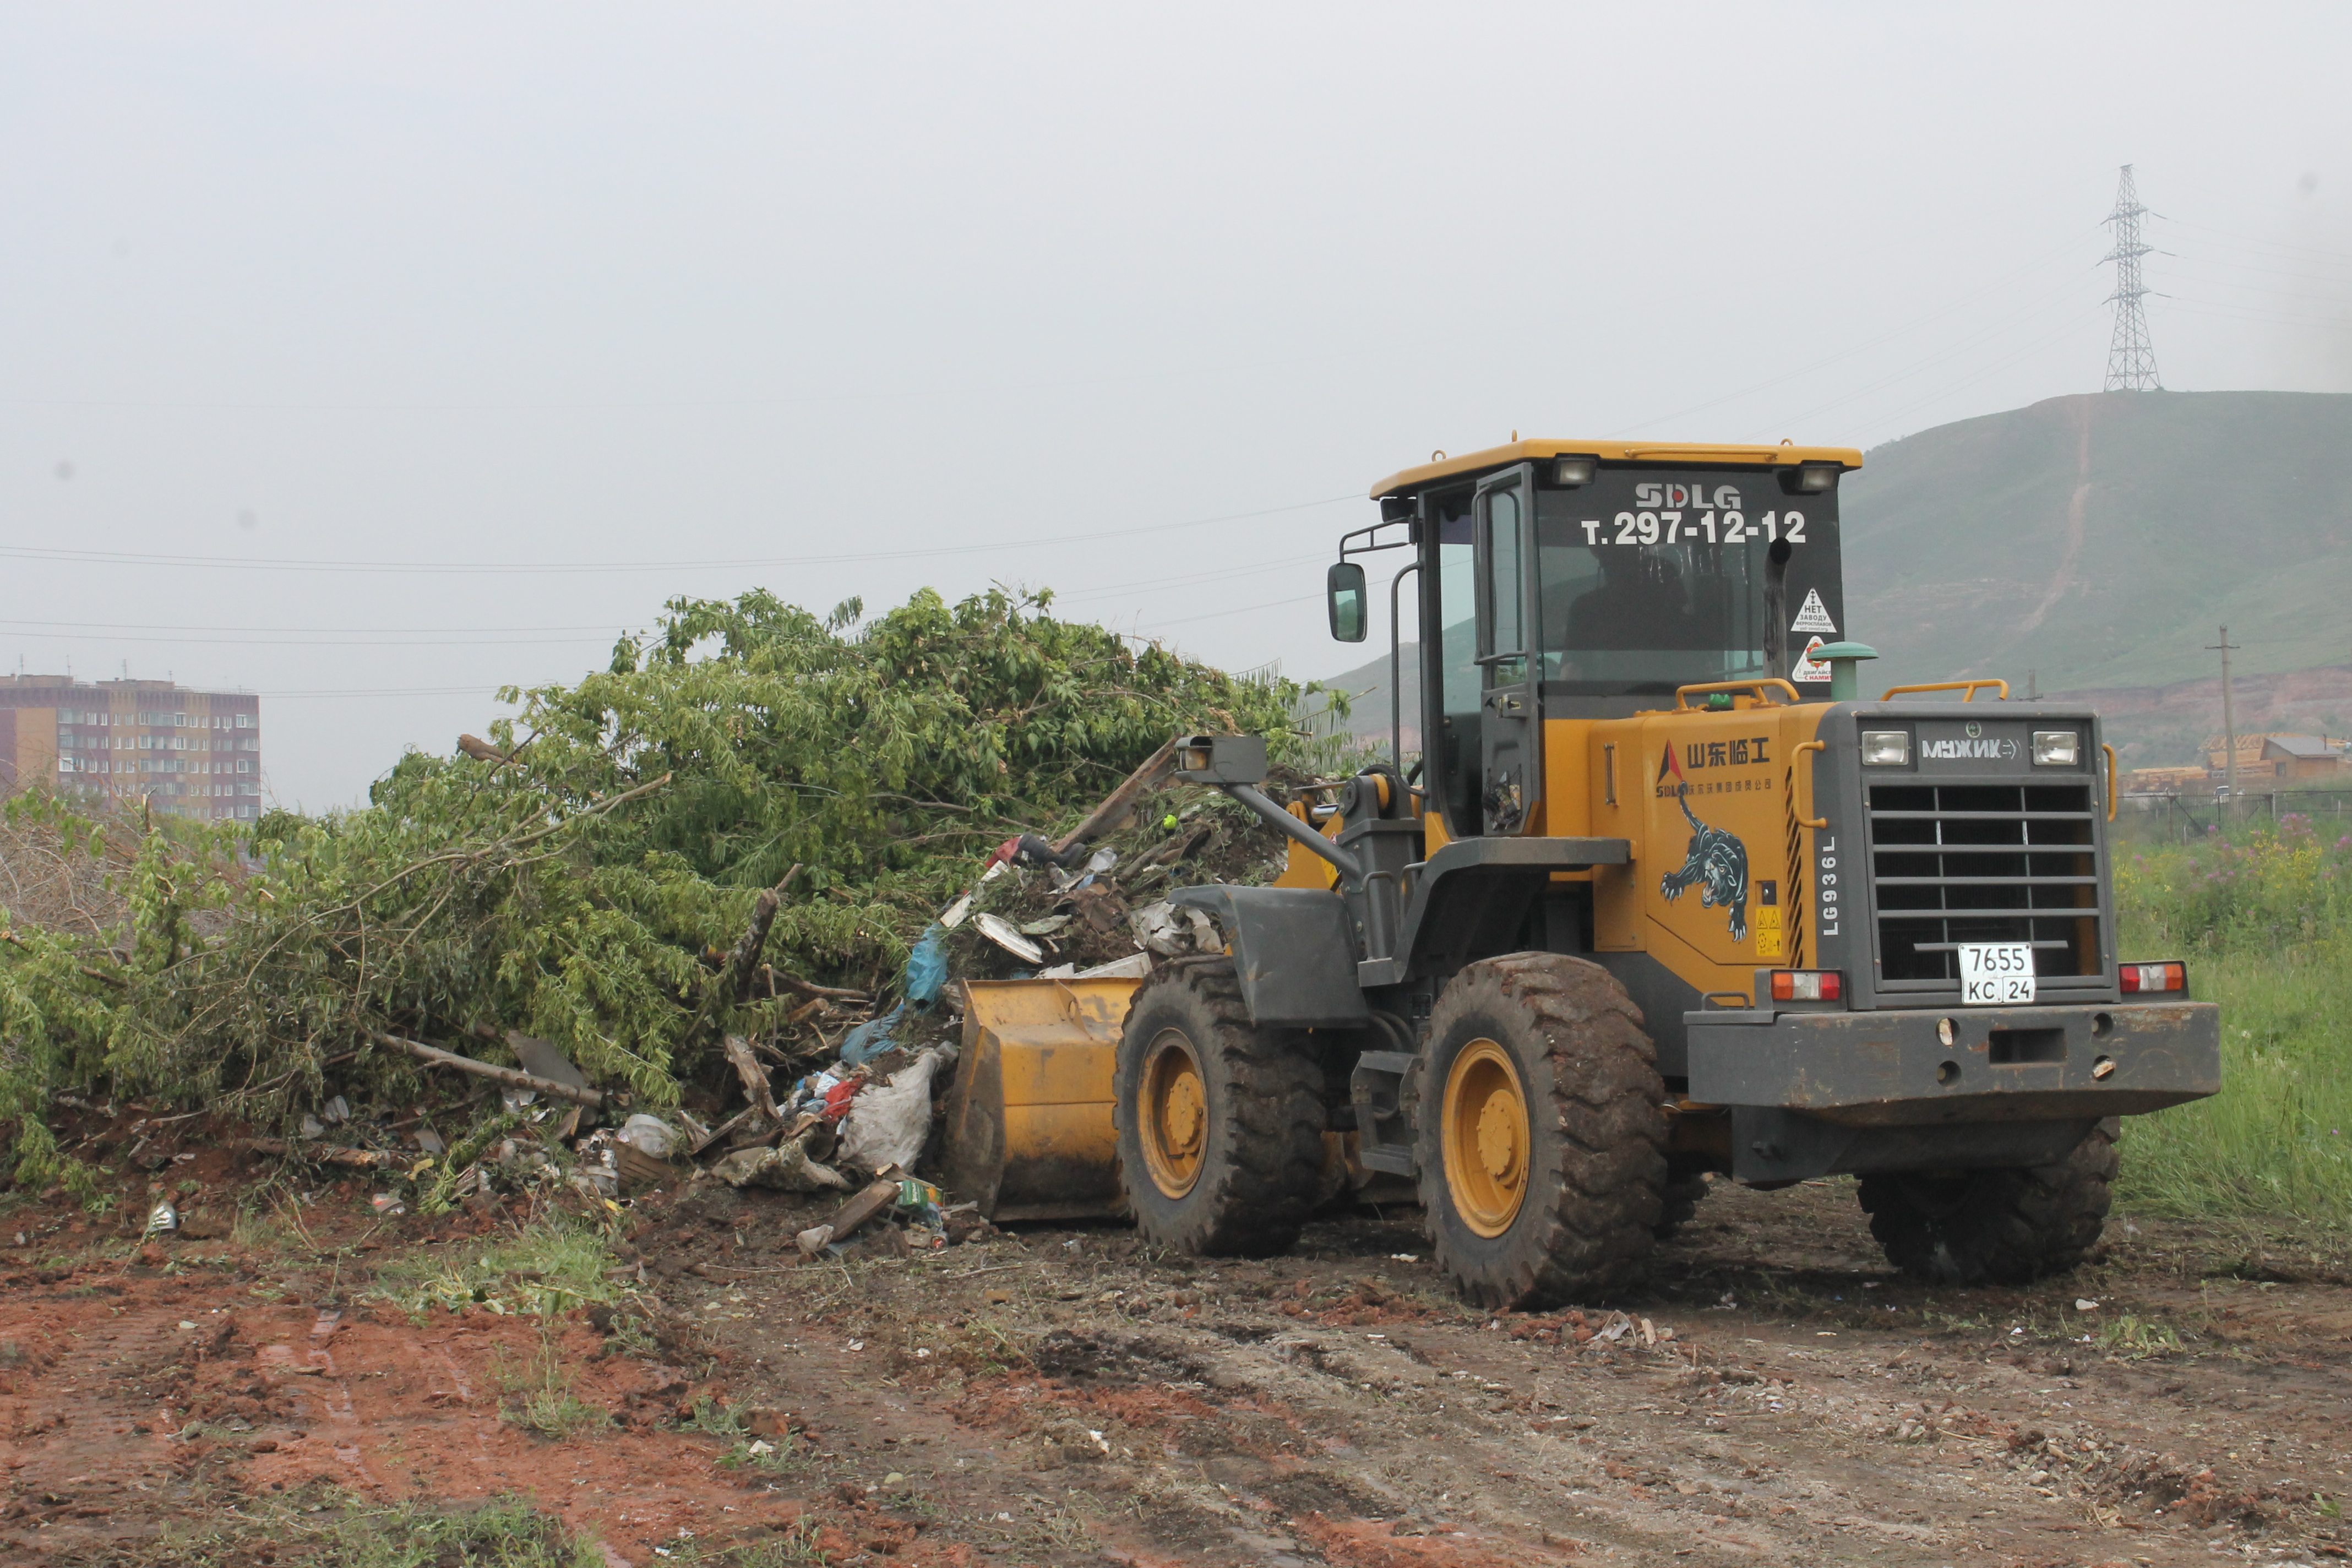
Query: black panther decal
1657 748 1750 940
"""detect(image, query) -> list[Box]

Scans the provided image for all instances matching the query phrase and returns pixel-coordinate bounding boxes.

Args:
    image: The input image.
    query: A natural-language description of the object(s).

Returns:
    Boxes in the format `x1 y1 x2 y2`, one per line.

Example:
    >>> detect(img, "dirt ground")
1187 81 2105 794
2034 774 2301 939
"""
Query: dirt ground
4 1145 2349 1568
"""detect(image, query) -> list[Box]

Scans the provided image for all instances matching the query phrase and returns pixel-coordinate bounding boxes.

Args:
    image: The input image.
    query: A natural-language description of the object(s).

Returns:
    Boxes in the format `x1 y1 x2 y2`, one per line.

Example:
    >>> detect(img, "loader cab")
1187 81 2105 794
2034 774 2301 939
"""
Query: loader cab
1351 442 1858 841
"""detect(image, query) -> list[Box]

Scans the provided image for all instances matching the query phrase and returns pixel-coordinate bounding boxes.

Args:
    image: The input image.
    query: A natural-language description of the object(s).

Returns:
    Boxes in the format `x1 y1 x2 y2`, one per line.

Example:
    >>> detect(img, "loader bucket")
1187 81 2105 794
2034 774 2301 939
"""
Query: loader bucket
937 977 1141 1222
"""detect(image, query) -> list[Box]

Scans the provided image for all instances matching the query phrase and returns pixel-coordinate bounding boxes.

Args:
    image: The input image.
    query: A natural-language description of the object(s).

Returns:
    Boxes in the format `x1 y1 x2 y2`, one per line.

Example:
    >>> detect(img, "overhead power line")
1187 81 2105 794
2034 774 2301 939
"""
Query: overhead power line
0 494 1359 577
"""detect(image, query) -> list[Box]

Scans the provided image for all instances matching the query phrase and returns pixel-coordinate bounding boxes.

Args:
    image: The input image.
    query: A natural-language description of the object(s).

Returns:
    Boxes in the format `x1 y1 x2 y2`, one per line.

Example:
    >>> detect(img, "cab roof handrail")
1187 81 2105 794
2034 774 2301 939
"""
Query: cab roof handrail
1879 679 2010 702
1672 679 1801 711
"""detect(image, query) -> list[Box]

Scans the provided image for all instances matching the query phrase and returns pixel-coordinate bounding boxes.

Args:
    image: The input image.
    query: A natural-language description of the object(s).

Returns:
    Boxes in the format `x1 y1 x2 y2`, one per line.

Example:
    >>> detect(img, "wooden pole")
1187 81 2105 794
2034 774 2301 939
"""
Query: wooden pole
368 1029 605 1108
238 1138 410 1169
1052 736 1181 856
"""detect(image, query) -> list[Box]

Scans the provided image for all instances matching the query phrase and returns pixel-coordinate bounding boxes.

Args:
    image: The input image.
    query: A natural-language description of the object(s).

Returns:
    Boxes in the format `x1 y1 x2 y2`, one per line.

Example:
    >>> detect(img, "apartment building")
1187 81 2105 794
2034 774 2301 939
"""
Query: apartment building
0 674 264 821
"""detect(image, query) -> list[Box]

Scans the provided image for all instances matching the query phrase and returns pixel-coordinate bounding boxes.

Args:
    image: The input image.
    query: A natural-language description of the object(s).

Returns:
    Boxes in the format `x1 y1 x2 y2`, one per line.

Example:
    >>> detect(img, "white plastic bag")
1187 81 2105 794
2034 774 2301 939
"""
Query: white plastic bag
837 1046 956 1174
1130 900 1219 957
618 1113 681 1159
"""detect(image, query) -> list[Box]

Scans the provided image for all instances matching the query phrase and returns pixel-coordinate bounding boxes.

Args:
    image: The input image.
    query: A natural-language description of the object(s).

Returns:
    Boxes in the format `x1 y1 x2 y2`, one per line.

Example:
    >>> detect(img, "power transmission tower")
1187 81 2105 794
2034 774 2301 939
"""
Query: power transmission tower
2101 164 2162 390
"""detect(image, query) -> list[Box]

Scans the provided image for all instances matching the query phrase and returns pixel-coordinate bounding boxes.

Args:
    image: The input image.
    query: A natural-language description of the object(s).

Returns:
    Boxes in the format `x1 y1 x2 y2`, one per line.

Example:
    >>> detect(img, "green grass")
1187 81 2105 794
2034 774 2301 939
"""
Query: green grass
329 1496 610 1567
2113 818 2352 1222
369 1215 622 1320
136 1488 610 1567
2094 1312 2184 1358
682 1393 753 1439
2115 943 2352 1217
494 1331 611 1441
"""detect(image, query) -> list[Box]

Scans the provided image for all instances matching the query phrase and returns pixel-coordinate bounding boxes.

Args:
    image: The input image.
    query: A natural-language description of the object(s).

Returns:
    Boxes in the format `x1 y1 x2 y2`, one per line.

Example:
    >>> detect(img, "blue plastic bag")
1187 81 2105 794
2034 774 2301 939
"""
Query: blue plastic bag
839 1004 903 1068
903 923 950 1007
839 922 951 1068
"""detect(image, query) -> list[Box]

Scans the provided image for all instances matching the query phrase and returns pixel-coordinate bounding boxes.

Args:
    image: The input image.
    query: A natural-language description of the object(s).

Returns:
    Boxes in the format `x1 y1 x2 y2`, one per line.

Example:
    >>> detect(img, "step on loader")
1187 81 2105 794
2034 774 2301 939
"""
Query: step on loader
940 438 2220 1308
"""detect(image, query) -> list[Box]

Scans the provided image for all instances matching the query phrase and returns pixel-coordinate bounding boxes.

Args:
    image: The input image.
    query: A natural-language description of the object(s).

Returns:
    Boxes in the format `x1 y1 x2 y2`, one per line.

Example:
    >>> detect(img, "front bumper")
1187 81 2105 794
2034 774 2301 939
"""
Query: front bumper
1684 1000 2222 1184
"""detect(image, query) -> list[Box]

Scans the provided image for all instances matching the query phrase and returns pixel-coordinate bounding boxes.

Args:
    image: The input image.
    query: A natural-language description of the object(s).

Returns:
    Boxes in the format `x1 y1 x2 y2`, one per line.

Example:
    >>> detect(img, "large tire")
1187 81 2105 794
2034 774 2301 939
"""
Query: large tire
1114 960 1327 1258
1415 954 1667 1310
1858 1120 2119 1285
1653 1172 1710 1241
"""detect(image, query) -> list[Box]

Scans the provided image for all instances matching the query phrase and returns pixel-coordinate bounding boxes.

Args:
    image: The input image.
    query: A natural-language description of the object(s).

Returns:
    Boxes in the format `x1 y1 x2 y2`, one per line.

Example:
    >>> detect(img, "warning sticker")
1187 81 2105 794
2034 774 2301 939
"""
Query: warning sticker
1792 635 1832 683
1790 587 1837 635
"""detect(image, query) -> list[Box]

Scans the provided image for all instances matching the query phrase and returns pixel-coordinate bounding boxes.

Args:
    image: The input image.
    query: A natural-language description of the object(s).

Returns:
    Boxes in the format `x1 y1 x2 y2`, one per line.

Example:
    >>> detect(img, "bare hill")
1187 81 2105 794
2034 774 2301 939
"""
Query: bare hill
1843 389 2352 696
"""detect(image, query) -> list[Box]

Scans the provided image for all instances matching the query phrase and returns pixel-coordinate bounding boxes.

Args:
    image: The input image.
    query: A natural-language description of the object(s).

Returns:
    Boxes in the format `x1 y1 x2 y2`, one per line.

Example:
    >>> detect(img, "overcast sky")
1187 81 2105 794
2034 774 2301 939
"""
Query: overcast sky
4 3 2349 809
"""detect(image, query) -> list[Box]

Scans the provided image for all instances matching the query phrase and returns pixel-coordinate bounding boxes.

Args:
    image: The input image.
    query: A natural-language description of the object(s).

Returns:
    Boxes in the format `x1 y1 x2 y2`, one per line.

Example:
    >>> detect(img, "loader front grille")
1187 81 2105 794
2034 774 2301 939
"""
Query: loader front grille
1866 781 2105 999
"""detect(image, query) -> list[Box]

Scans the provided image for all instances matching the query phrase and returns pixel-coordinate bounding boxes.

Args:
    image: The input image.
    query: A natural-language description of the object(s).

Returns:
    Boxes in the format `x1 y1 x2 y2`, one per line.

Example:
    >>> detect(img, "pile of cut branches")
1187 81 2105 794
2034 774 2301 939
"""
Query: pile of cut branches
0 586 1344 1193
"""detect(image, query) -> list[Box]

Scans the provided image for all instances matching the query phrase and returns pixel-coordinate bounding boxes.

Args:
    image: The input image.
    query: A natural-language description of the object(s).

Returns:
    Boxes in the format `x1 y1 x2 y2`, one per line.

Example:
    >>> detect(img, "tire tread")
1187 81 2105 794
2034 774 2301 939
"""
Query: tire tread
1417 953 1667 1309
1858 1121 2118 1285
1115 961 1326 1258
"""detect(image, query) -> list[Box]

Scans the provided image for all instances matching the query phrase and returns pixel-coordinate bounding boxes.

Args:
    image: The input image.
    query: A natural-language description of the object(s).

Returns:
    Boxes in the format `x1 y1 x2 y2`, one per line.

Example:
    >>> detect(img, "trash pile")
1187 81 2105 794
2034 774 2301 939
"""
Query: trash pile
557 748 1322 1249
252 740 1330 1252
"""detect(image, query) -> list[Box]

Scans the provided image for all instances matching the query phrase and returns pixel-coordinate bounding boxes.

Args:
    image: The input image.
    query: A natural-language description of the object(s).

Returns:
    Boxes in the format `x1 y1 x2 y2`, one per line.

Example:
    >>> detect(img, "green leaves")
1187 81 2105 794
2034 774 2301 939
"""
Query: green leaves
0 585 1315 1147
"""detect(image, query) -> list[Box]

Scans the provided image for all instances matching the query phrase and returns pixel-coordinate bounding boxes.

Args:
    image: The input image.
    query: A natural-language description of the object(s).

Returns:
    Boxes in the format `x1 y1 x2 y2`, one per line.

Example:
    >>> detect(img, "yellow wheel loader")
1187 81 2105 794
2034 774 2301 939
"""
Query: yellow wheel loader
939 438 2220 1308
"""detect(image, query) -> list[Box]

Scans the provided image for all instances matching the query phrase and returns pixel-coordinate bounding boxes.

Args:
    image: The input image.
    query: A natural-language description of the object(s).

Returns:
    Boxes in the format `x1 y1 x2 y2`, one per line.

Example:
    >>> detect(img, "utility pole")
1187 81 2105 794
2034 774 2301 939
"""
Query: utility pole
2101 165 2162 391
2207 625 2240 814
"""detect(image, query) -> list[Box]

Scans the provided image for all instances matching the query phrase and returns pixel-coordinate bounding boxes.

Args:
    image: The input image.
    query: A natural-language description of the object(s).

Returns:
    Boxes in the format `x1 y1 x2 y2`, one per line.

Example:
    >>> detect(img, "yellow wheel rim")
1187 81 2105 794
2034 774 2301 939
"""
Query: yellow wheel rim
1139 1029 1210 1199
1442 1038 1529 1237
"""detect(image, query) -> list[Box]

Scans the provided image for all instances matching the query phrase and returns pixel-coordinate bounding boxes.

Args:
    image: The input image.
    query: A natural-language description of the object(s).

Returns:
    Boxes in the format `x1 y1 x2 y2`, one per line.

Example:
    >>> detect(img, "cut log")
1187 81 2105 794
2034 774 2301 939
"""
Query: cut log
368 1029 605 1108
763 966 871 1003
1052 735 1180 855
826 1163 906 1244
238 1138 407 1169
614 1143 677 1194
721 1035 782 1125
727 865 803 1004
687 1104 759 1158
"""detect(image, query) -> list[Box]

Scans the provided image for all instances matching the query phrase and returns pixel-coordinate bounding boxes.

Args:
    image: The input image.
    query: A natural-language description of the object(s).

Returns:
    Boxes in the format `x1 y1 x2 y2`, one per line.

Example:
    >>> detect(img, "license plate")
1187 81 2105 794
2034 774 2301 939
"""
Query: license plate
1958 943 2035 1005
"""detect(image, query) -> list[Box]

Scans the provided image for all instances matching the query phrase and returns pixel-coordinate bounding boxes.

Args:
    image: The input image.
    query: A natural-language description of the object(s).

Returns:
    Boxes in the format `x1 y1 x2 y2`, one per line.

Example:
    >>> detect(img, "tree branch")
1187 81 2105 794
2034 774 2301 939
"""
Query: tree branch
366 1028 606 1108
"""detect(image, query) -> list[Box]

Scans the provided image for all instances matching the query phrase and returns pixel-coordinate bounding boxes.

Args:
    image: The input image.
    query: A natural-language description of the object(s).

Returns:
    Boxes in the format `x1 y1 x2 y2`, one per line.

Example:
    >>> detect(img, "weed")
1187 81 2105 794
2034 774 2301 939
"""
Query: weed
604 1309 661 1359
2116 826 2352 1221
683 1393 753 1438
228 1202 291 1254
372 1214 620 1320
141 1486 611 1567
944 1318 1033 1378
494 1332 609 1440
729 1521 829 1565
716 1433 807 1476
1009 1491 1099 1552
2097 1313 2183 1359
2317 1494 2344 1521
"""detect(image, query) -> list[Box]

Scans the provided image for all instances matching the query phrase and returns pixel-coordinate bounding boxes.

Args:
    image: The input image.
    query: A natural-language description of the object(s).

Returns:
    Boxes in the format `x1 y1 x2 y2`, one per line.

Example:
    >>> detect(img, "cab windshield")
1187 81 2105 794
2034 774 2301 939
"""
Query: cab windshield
1533 483 1779 693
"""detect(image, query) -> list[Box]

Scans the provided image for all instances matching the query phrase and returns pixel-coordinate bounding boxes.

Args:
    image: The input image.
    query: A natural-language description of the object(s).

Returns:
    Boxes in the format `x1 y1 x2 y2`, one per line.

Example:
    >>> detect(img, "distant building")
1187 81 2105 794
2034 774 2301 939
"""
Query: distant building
2201 731 2346 785
0 675 263 821
2259 734 2345 782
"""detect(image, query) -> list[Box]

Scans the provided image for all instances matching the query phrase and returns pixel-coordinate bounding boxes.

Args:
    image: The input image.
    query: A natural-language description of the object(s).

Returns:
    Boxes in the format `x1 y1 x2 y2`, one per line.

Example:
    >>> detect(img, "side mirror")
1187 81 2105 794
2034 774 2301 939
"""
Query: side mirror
1326 560 1368 643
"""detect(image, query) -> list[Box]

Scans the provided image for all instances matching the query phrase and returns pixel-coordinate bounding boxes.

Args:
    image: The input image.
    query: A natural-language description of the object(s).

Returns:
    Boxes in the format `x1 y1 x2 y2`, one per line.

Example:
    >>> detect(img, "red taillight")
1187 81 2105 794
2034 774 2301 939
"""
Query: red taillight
1770 970 1843 1003
2120 961 2186 994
